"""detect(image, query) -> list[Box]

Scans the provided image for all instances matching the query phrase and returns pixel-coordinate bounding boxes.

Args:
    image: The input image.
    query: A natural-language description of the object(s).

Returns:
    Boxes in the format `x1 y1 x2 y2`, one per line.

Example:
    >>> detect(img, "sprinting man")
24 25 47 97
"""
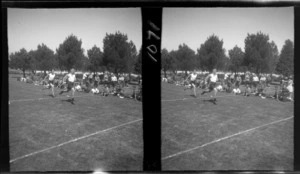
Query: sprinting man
201 68 219 104
185 70 198 97
59 68 77 103
43 69 56 97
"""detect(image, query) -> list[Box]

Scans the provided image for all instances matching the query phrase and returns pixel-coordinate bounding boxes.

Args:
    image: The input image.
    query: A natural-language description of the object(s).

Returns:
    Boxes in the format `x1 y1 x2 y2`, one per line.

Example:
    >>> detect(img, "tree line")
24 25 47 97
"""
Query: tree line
9 31 142 78
162 31 294 77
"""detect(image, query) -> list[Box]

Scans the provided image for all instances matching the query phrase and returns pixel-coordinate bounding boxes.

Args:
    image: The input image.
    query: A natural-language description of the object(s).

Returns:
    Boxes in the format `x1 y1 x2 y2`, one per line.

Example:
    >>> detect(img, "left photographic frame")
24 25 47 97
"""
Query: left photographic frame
7 8 143 171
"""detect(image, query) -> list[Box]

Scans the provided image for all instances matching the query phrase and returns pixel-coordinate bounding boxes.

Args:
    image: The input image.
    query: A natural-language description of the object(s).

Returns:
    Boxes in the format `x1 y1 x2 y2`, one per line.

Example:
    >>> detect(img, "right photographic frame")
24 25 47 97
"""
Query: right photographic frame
161 7 294 170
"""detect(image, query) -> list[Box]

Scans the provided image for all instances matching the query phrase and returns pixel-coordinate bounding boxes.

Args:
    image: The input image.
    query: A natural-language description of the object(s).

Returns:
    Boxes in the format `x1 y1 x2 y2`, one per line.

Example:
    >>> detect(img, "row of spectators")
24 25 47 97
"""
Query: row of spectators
163 71 293 101
17 71 142 101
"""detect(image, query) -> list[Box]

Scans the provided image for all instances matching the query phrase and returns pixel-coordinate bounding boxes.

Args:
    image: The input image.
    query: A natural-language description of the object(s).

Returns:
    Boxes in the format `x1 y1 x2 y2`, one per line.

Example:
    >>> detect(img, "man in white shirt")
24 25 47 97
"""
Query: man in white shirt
43 69 56 97
59 68 77 104
287 79 294 101
119 75 125 87
260 75 267 88
185 70 198 97
111 74 117 87
82 72 88 84
252 74 259 93
201 68 219 104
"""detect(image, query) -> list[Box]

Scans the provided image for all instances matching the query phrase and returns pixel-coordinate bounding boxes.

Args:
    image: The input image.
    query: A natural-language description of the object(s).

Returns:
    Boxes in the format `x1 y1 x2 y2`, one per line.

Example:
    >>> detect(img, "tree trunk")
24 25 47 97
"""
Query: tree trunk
116 72 119 80
129 72 131 81
22 69 26 78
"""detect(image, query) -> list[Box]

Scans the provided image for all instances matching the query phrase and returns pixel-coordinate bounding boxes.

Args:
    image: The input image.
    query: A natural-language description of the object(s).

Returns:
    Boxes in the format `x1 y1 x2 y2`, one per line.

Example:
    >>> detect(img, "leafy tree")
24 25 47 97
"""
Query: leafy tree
169 50 178 73
228 46 244 73
52 53 60 70
161 48 176 78
134 48 142 74
126 41 138 75
34 43 55 75
276 39 294 76
174 44 196 75
81 55 90 72
9 48 31 77
102 31 137 77
269 41 279 74
87 45 103 73
197 34 226 72
244 32 277 74
56 34 85 71
28 50 38 74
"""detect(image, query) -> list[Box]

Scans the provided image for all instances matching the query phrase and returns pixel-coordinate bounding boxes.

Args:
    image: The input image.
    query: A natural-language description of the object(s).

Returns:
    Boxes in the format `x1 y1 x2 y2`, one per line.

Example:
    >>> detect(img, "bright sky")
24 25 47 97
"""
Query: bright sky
8 8 141 56
162 7 294 55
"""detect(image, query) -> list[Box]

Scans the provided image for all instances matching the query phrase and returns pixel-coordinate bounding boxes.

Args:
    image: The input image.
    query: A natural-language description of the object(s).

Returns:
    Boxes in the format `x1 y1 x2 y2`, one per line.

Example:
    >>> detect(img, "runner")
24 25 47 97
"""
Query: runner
201 68 219 104
59 68 77 104
185 70 198 97
43 69 56 97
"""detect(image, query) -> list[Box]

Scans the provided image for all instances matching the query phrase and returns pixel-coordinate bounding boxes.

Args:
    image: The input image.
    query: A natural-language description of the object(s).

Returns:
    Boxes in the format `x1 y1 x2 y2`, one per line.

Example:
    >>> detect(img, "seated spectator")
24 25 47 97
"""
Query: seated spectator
91 87 100 94
75 84 82 92
233 87 241 94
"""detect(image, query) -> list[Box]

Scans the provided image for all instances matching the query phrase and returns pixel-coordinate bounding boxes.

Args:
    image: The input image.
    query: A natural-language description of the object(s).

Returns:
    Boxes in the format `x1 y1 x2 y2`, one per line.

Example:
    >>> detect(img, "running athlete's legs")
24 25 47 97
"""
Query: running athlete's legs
71 87 75 100
213 87 217 98
192 83 197 97
51 83 55 97
59 82 73 95
201 82 214 95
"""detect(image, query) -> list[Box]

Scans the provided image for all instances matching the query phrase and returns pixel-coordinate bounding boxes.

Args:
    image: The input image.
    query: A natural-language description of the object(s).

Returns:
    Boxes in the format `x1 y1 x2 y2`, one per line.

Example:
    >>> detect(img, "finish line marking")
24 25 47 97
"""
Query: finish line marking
10 119 142 163
162 116 293 160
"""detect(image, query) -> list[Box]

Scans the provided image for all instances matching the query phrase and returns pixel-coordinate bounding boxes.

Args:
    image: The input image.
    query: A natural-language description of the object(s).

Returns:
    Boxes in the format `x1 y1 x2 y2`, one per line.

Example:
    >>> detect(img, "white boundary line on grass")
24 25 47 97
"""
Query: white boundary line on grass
162 116 293 160
10 118 143 163
9 94 92 103
162 94 237 102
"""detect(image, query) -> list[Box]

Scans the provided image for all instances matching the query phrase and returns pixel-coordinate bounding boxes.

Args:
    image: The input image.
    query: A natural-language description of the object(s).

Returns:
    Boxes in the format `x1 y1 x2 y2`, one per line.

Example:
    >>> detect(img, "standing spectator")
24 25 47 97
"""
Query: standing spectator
252 74 259 93
111 74 118 87
83 72 88 84
88 72 94 84
236 75 242 88
260 75 267 89
119 74 125 87
94 74 100 88
243 71 251 96
287 79 294 101
266 74 272 87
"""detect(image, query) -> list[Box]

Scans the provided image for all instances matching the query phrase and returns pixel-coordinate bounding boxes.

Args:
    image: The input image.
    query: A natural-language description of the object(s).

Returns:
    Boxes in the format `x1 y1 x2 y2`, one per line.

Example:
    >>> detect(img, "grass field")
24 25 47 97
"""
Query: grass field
162 82 293 170
9 74 143 171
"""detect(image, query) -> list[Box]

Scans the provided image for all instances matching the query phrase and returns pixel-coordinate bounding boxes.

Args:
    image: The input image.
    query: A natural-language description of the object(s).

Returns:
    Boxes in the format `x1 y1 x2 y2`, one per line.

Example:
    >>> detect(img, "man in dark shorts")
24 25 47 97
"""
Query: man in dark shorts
59 68 77 103
43 69 56 97
185 70 198 97
201 69 219 104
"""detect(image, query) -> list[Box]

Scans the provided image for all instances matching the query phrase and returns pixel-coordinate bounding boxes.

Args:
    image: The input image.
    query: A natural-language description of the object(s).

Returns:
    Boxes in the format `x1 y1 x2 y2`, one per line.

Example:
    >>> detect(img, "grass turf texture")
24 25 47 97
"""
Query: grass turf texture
9 75 143 171
161 82 293 170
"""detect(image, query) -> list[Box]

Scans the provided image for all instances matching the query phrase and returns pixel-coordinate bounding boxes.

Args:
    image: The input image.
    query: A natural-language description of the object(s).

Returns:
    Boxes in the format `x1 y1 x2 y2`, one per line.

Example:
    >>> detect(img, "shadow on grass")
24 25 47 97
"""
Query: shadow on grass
202 98 217 105
61 98 75 105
